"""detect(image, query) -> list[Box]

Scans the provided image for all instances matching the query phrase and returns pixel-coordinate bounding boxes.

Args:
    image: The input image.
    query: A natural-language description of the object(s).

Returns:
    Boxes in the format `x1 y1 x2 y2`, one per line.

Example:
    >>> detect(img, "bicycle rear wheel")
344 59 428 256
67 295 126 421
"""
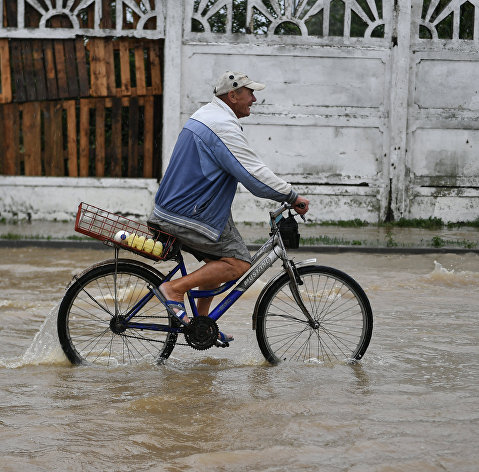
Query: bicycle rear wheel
256 265 373 364
58 261 177 365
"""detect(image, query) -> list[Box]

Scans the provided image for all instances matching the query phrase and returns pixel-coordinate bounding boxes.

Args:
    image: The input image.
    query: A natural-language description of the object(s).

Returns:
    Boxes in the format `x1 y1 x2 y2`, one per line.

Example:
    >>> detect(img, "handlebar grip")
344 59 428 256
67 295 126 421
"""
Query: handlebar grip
296 202 306 209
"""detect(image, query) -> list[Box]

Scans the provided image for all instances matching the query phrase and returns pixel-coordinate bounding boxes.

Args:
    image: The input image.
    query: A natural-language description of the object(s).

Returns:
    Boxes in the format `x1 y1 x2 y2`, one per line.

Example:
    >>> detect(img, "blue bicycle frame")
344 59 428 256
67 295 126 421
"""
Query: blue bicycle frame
121 233 285 333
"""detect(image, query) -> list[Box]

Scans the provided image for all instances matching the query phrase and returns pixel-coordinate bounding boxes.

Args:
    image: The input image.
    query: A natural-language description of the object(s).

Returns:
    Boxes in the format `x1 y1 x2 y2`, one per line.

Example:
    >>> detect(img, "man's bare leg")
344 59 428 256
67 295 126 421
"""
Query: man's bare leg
160 257 251 322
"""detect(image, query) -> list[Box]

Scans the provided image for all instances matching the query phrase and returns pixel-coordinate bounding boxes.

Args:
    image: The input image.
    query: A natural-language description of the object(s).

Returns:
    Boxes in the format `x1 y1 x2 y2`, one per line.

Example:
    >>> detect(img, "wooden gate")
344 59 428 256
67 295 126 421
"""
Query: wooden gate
0 36 163 178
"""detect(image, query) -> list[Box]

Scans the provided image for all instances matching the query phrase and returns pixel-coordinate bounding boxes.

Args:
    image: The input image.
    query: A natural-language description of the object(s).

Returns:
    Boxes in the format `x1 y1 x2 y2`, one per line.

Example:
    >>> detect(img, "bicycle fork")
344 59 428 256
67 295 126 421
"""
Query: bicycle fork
283 259 320 329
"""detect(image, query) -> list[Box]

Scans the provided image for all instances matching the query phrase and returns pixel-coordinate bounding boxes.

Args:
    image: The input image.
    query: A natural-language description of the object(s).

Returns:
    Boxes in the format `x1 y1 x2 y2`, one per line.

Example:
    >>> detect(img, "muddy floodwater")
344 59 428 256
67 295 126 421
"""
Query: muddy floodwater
0 246 478 471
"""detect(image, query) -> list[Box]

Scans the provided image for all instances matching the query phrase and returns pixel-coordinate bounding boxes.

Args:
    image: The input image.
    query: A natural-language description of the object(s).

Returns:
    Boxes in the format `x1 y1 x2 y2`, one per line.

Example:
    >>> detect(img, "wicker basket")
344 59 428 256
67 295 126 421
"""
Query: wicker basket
75 202 176 261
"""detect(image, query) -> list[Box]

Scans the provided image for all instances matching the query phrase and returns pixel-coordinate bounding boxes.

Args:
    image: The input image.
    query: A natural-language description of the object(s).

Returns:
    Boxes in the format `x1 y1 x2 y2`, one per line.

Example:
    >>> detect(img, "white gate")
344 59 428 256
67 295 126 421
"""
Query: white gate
163 0 479 223
404 0 479 223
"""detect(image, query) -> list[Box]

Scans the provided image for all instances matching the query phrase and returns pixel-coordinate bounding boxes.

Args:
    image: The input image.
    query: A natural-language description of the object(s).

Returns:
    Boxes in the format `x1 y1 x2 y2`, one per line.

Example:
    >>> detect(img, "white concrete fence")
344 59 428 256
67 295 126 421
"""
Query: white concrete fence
0 0 478 223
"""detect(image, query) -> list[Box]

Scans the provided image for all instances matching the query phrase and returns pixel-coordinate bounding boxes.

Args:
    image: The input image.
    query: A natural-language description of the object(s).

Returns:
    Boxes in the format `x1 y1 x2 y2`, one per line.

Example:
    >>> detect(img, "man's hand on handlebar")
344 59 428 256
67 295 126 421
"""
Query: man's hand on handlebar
293 196 309 215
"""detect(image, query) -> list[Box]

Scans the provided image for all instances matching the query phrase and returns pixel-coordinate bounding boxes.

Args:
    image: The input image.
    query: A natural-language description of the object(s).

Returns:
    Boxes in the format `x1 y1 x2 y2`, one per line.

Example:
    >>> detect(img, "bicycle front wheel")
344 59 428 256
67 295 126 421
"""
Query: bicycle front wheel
256 265 373 364
58 261 177 365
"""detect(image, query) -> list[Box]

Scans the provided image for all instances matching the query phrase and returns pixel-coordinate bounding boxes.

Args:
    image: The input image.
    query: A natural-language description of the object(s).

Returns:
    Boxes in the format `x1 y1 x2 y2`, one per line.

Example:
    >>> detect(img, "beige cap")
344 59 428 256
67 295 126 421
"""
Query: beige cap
214 71 266 96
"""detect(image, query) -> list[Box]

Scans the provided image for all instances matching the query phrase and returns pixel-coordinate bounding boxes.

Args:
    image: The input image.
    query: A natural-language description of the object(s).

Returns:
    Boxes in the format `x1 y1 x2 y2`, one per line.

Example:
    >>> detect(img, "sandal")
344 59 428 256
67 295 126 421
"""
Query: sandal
164 299 189 323
156 285 189 325
218 331 234 343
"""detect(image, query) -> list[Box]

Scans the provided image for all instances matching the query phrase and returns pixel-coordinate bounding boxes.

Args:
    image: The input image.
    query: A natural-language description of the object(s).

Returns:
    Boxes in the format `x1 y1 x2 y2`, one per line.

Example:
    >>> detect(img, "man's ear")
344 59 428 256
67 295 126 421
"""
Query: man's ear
227 90 238 103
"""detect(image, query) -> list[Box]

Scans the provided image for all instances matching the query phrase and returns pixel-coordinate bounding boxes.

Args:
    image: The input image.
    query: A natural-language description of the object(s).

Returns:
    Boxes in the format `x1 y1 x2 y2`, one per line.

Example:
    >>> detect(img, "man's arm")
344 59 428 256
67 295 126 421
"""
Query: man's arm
215 123 297 203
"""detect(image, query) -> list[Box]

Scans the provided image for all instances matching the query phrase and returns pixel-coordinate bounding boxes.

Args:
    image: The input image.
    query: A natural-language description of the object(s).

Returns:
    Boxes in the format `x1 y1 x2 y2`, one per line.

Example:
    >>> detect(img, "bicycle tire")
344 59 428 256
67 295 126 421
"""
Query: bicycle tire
256 265 373 364
58 261 177 365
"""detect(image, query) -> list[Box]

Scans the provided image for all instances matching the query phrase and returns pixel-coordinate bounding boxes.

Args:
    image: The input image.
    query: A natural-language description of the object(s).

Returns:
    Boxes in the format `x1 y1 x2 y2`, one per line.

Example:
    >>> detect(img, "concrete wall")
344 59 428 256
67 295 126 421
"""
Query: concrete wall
165 0 479 224
0 176 158 221
406 1 479 221
1 0 479 224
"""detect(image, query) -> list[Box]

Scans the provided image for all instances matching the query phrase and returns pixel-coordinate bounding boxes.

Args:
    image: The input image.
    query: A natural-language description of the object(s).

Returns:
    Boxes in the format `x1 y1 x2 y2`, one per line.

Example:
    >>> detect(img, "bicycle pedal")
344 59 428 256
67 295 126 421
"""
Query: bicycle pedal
215 340 229 348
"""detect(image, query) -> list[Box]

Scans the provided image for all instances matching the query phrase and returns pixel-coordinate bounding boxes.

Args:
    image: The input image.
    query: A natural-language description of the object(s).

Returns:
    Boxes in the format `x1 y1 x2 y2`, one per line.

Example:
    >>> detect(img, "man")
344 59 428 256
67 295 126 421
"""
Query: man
148 71 309 342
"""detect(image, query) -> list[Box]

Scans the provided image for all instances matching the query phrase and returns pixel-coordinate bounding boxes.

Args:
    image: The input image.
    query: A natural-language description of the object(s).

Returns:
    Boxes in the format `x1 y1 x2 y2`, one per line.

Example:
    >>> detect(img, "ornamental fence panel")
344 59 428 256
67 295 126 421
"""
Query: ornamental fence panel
178 0 479 222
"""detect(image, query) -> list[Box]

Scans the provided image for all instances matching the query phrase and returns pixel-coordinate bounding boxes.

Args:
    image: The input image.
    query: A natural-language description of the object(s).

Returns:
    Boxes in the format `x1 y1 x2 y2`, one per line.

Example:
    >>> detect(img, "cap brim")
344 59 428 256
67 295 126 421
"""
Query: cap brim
244 80 266 91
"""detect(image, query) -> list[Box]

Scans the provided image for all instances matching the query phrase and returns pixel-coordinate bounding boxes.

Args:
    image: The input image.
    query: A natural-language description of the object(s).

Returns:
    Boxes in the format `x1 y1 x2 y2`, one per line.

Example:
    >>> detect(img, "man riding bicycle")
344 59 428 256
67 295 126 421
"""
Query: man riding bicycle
148 71 309 342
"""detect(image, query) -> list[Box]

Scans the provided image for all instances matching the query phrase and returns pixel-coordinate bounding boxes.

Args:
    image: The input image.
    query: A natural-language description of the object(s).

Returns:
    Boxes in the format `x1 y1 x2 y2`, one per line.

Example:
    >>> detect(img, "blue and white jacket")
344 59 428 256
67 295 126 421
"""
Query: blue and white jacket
152 97 297 241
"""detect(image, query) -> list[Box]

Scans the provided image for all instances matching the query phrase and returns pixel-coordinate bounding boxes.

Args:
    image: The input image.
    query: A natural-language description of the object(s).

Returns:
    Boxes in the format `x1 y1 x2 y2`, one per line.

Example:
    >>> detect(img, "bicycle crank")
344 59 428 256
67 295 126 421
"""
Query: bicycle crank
184 316 219 351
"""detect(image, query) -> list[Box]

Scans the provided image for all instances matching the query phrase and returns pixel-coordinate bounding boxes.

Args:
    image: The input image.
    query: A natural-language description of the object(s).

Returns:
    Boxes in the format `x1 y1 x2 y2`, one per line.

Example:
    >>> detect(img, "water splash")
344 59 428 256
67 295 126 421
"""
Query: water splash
0 302 68 368
425 260 479 287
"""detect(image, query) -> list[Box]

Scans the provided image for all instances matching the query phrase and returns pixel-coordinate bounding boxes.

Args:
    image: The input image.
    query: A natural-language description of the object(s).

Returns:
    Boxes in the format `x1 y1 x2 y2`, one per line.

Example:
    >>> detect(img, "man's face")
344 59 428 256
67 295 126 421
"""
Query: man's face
230 87 257 118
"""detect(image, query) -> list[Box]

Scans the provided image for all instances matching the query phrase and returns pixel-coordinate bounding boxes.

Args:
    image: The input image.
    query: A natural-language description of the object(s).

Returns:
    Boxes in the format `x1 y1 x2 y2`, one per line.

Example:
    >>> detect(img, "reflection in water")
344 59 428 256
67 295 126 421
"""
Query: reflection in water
0 248 478 471
348 361 371 394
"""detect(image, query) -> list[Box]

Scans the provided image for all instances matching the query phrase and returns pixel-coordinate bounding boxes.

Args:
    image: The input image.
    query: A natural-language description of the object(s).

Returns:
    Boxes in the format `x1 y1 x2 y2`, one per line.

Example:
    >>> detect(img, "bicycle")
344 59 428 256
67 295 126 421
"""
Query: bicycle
57 202 373 366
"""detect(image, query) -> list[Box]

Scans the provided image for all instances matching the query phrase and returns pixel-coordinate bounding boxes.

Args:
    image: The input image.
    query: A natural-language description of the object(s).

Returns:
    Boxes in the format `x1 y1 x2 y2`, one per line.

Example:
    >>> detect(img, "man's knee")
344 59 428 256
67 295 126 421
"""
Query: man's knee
235 259 251 277
222 257 251 280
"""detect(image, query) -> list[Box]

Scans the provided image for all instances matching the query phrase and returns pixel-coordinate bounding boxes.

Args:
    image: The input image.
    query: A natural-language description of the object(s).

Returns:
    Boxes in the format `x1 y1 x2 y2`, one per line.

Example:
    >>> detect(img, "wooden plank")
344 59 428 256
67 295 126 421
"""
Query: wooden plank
44 101 64 176
95 99 105 177
64 100 78 177
64 39 79 97
110 97 122 177
79 99 90 176
21 41 37 101
5 0 17 27
89 38 107 97
143 95 154 178
135 45 146 96
2 104 19 174
0 39 12 103
75 38 90 97
43 40 58 100
50 15 74 98
104 39 116 96
101 0 114 29
52 101 65 176
149 43 162 94
10 41 26 102
153 95 162 178
43 103 53 175
53 39 69 98
119 40 131 95
0 107 4 173
22 102 42 175
128 97 139 176
32 40 47 101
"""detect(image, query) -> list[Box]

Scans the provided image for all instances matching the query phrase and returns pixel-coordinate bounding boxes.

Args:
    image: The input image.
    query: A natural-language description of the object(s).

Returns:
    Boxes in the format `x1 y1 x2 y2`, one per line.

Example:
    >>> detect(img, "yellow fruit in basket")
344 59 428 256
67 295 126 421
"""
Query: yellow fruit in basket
152 241 163 257
143 238 154 253
126 233 136 247
134 235 146 250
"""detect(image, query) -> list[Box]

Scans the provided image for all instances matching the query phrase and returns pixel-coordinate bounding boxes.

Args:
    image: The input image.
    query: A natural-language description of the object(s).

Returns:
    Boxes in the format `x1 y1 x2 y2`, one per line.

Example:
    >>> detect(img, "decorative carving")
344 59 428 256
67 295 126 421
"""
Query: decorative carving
190 0 387 39
419 0 478 40
0 0 165 38
191 0 233 33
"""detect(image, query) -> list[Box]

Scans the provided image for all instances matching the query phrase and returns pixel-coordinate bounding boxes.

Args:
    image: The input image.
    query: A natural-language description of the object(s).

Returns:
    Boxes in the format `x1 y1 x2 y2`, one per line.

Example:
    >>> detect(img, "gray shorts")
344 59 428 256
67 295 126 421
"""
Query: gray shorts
148 213 252 263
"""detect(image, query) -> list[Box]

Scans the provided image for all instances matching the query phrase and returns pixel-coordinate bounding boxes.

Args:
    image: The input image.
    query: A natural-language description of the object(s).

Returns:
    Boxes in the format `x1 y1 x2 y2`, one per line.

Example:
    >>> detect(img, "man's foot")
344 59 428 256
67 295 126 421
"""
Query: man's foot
218 331 234 343
159 285 190 324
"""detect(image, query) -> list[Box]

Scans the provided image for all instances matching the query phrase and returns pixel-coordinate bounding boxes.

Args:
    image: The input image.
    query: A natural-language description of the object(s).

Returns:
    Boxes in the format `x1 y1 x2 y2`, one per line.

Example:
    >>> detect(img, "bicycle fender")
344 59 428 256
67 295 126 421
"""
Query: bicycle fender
65 258 165 289
251 259 316 330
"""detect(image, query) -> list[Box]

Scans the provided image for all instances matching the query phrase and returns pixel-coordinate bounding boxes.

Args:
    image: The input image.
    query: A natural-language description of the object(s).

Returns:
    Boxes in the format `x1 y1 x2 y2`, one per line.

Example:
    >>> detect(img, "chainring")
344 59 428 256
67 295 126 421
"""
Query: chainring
184 316 219 351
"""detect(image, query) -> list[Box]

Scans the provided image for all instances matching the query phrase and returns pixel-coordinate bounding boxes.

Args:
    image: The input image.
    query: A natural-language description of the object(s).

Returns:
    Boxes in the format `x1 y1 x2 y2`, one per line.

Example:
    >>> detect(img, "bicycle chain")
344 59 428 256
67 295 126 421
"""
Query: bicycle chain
114 316 217 349
117 322 190 346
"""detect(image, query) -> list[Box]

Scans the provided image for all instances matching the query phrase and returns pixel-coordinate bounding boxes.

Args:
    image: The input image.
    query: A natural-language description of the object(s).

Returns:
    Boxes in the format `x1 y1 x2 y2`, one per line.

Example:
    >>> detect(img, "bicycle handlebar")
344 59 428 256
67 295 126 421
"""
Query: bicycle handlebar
269 201 306 221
